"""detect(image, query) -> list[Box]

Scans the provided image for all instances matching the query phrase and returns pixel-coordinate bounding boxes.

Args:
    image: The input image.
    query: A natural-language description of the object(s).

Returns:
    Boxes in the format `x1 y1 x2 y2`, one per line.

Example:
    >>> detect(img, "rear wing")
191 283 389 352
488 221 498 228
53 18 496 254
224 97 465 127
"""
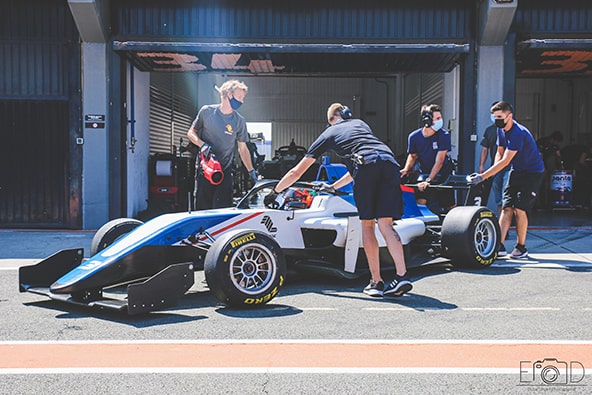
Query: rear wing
435 174 493 206
404 174 493 207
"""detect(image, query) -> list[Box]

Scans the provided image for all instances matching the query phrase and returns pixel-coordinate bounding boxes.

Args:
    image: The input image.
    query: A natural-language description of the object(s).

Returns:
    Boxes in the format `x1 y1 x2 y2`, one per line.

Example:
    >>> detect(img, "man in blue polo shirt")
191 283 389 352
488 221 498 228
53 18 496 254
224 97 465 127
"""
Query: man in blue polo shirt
479 101 510 215
468 101 544 258
400 104 455 212
264 103 412 298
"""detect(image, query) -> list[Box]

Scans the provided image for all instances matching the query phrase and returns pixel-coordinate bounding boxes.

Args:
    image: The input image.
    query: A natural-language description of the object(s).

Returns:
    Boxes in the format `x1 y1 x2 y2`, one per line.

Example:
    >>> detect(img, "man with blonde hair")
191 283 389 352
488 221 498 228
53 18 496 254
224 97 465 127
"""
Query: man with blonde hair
187 80 257 209
265 103 412 297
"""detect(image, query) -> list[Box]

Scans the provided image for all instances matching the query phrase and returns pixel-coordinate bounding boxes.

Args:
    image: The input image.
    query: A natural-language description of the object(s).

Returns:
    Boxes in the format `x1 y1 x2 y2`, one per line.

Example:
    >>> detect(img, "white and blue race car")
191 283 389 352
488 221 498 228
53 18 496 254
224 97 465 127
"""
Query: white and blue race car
19 169 499 315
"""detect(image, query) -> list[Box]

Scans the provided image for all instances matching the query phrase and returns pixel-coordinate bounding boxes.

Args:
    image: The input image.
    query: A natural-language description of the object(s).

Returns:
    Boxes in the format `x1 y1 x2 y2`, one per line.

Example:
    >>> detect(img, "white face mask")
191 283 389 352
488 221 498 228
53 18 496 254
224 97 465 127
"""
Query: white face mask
432 119 443 131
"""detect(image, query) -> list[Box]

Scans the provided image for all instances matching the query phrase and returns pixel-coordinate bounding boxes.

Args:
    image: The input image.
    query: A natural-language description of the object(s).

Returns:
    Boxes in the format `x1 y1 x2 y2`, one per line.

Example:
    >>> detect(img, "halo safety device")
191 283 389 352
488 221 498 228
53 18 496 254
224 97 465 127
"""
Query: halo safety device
200 151 224 185
421 109 433 128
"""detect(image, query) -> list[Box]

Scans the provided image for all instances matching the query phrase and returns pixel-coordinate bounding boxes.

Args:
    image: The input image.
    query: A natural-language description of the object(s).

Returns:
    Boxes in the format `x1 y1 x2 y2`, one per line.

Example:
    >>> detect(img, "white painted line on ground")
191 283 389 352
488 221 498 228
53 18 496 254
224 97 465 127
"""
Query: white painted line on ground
314 307 582 312
3 339 591 345
461 307 561 311
492 261 592 268
0 367 519 375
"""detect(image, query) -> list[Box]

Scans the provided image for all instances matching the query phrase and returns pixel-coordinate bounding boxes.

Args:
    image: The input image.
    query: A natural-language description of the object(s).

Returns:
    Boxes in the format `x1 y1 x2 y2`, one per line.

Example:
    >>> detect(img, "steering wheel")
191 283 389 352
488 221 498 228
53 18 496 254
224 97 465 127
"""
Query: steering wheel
265 197 280 209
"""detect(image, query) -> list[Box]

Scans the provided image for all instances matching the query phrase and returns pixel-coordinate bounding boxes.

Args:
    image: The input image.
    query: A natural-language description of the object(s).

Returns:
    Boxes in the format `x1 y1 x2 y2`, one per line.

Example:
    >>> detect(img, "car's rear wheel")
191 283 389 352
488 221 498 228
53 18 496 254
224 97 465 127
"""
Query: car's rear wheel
441 206 499 268
204 229 286 308
90 218 144 256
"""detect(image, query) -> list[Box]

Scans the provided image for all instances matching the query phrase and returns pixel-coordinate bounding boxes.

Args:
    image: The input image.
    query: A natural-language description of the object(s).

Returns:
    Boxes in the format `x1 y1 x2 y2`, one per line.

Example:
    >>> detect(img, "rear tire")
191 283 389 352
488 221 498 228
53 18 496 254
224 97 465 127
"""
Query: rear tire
441 206 499 268
90 218 144 256
204 229 286 308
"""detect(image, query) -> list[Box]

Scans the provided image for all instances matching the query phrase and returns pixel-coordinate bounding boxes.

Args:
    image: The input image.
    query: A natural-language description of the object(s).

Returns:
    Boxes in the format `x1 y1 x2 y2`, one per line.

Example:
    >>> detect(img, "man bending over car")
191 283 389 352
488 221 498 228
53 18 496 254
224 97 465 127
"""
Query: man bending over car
264 103 412 297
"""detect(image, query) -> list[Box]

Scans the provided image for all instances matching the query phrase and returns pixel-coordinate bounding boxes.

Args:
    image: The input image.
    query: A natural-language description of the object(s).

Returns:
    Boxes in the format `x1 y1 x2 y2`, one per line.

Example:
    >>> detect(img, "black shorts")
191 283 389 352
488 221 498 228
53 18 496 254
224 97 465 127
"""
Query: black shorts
352 158 402 220
502 170 544 211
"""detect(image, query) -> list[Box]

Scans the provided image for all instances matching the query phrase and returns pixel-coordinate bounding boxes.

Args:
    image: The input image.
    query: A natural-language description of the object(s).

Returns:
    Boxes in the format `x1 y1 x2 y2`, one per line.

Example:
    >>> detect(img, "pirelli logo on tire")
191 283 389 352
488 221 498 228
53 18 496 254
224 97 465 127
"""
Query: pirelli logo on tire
230 232 256 248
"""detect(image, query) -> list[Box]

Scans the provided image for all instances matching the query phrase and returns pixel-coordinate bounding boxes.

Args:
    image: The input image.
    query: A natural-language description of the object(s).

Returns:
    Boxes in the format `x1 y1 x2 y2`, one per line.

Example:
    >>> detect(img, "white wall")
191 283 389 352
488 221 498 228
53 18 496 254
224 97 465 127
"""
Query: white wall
475 45 504 173
126 67 150 217
475 45 505 213
443 65 461 160
82 42 109 230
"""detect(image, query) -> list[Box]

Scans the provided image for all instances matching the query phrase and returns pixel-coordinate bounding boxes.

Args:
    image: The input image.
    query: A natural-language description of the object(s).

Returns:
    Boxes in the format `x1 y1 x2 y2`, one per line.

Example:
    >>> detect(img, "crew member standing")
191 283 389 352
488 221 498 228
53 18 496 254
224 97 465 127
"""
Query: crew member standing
468 101 544 258
479 103 510 214
400 104 455 212
187 80 257 210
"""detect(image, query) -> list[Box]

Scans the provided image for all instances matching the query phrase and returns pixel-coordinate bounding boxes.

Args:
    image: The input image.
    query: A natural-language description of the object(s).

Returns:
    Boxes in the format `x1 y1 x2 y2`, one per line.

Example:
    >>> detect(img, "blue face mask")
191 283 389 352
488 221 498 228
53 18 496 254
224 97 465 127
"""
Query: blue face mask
432 119 443 131
229 96 243 110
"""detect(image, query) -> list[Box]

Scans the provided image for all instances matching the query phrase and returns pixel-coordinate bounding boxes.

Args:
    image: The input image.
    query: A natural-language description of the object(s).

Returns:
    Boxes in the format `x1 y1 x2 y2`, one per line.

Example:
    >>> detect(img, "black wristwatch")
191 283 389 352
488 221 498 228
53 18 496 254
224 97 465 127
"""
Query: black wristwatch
425 177 431 184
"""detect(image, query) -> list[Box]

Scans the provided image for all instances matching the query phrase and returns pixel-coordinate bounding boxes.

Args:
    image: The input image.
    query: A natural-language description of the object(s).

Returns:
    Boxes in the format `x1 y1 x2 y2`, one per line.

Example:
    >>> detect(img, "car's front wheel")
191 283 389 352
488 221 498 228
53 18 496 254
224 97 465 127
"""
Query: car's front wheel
90 218 144 256
441 206 499 268
204 230 286 308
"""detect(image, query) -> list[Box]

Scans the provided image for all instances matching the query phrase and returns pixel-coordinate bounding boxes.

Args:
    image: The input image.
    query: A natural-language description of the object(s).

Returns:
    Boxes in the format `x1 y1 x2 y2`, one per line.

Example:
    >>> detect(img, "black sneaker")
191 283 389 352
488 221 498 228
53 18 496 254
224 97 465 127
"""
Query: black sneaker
363 281 384 297
497 243 507 257
384 275 412 297
511 243 528 258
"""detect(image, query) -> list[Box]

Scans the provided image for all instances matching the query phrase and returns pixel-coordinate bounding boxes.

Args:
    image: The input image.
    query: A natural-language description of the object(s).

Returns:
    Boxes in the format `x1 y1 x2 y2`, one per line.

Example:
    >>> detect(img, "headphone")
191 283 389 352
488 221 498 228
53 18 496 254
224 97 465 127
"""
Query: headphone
421 109 433 128
339 105 352 120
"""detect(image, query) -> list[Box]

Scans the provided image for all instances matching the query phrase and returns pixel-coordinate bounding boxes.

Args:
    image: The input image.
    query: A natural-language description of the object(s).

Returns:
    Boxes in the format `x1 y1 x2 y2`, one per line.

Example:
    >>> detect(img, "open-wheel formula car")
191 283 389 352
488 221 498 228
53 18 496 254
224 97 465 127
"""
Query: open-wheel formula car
19 175 499 315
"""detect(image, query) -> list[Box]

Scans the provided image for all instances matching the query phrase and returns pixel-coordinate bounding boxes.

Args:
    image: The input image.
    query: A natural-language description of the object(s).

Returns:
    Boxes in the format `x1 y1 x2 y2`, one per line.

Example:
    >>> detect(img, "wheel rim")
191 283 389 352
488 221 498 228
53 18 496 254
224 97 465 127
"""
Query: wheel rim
474 218 497 257
229 243 276 295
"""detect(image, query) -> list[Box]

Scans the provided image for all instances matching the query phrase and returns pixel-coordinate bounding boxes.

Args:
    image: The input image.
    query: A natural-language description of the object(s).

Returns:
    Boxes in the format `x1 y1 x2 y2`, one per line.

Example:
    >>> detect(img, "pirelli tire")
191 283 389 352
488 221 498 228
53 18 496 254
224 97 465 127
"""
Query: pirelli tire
204 229 286 308
441 206 499 268
90 218 144 256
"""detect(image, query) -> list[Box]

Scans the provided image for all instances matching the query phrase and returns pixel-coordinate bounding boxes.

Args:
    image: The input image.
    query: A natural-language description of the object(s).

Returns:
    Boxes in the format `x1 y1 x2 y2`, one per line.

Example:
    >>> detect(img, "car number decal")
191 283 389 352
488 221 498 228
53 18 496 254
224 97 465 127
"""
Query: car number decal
260 215 277 233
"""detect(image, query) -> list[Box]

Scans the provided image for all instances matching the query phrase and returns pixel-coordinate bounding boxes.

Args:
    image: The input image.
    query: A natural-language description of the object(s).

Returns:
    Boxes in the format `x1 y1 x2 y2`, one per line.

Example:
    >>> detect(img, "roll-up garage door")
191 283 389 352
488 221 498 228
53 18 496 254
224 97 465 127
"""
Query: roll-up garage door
149 75 197 155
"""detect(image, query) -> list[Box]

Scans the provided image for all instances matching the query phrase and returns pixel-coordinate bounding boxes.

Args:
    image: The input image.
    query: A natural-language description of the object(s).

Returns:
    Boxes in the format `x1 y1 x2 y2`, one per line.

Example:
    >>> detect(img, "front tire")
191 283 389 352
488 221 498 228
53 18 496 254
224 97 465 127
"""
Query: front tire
441 206 499 268
90 218 144 256
204 230 286 308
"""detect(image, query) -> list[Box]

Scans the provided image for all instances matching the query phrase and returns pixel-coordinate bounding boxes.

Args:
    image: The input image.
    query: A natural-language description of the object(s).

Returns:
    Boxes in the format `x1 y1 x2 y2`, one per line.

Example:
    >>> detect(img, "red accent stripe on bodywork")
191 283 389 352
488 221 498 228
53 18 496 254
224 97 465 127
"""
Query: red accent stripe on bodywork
199 211 264 241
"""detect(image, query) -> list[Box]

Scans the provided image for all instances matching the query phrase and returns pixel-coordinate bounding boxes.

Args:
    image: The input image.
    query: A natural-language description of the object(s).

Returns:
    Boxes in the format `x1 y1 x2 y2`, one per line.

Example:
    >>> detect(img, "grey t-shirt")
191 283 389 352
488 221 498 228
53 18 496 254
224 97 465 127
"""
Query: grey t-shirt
306 118 398 172
191 104 248 170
